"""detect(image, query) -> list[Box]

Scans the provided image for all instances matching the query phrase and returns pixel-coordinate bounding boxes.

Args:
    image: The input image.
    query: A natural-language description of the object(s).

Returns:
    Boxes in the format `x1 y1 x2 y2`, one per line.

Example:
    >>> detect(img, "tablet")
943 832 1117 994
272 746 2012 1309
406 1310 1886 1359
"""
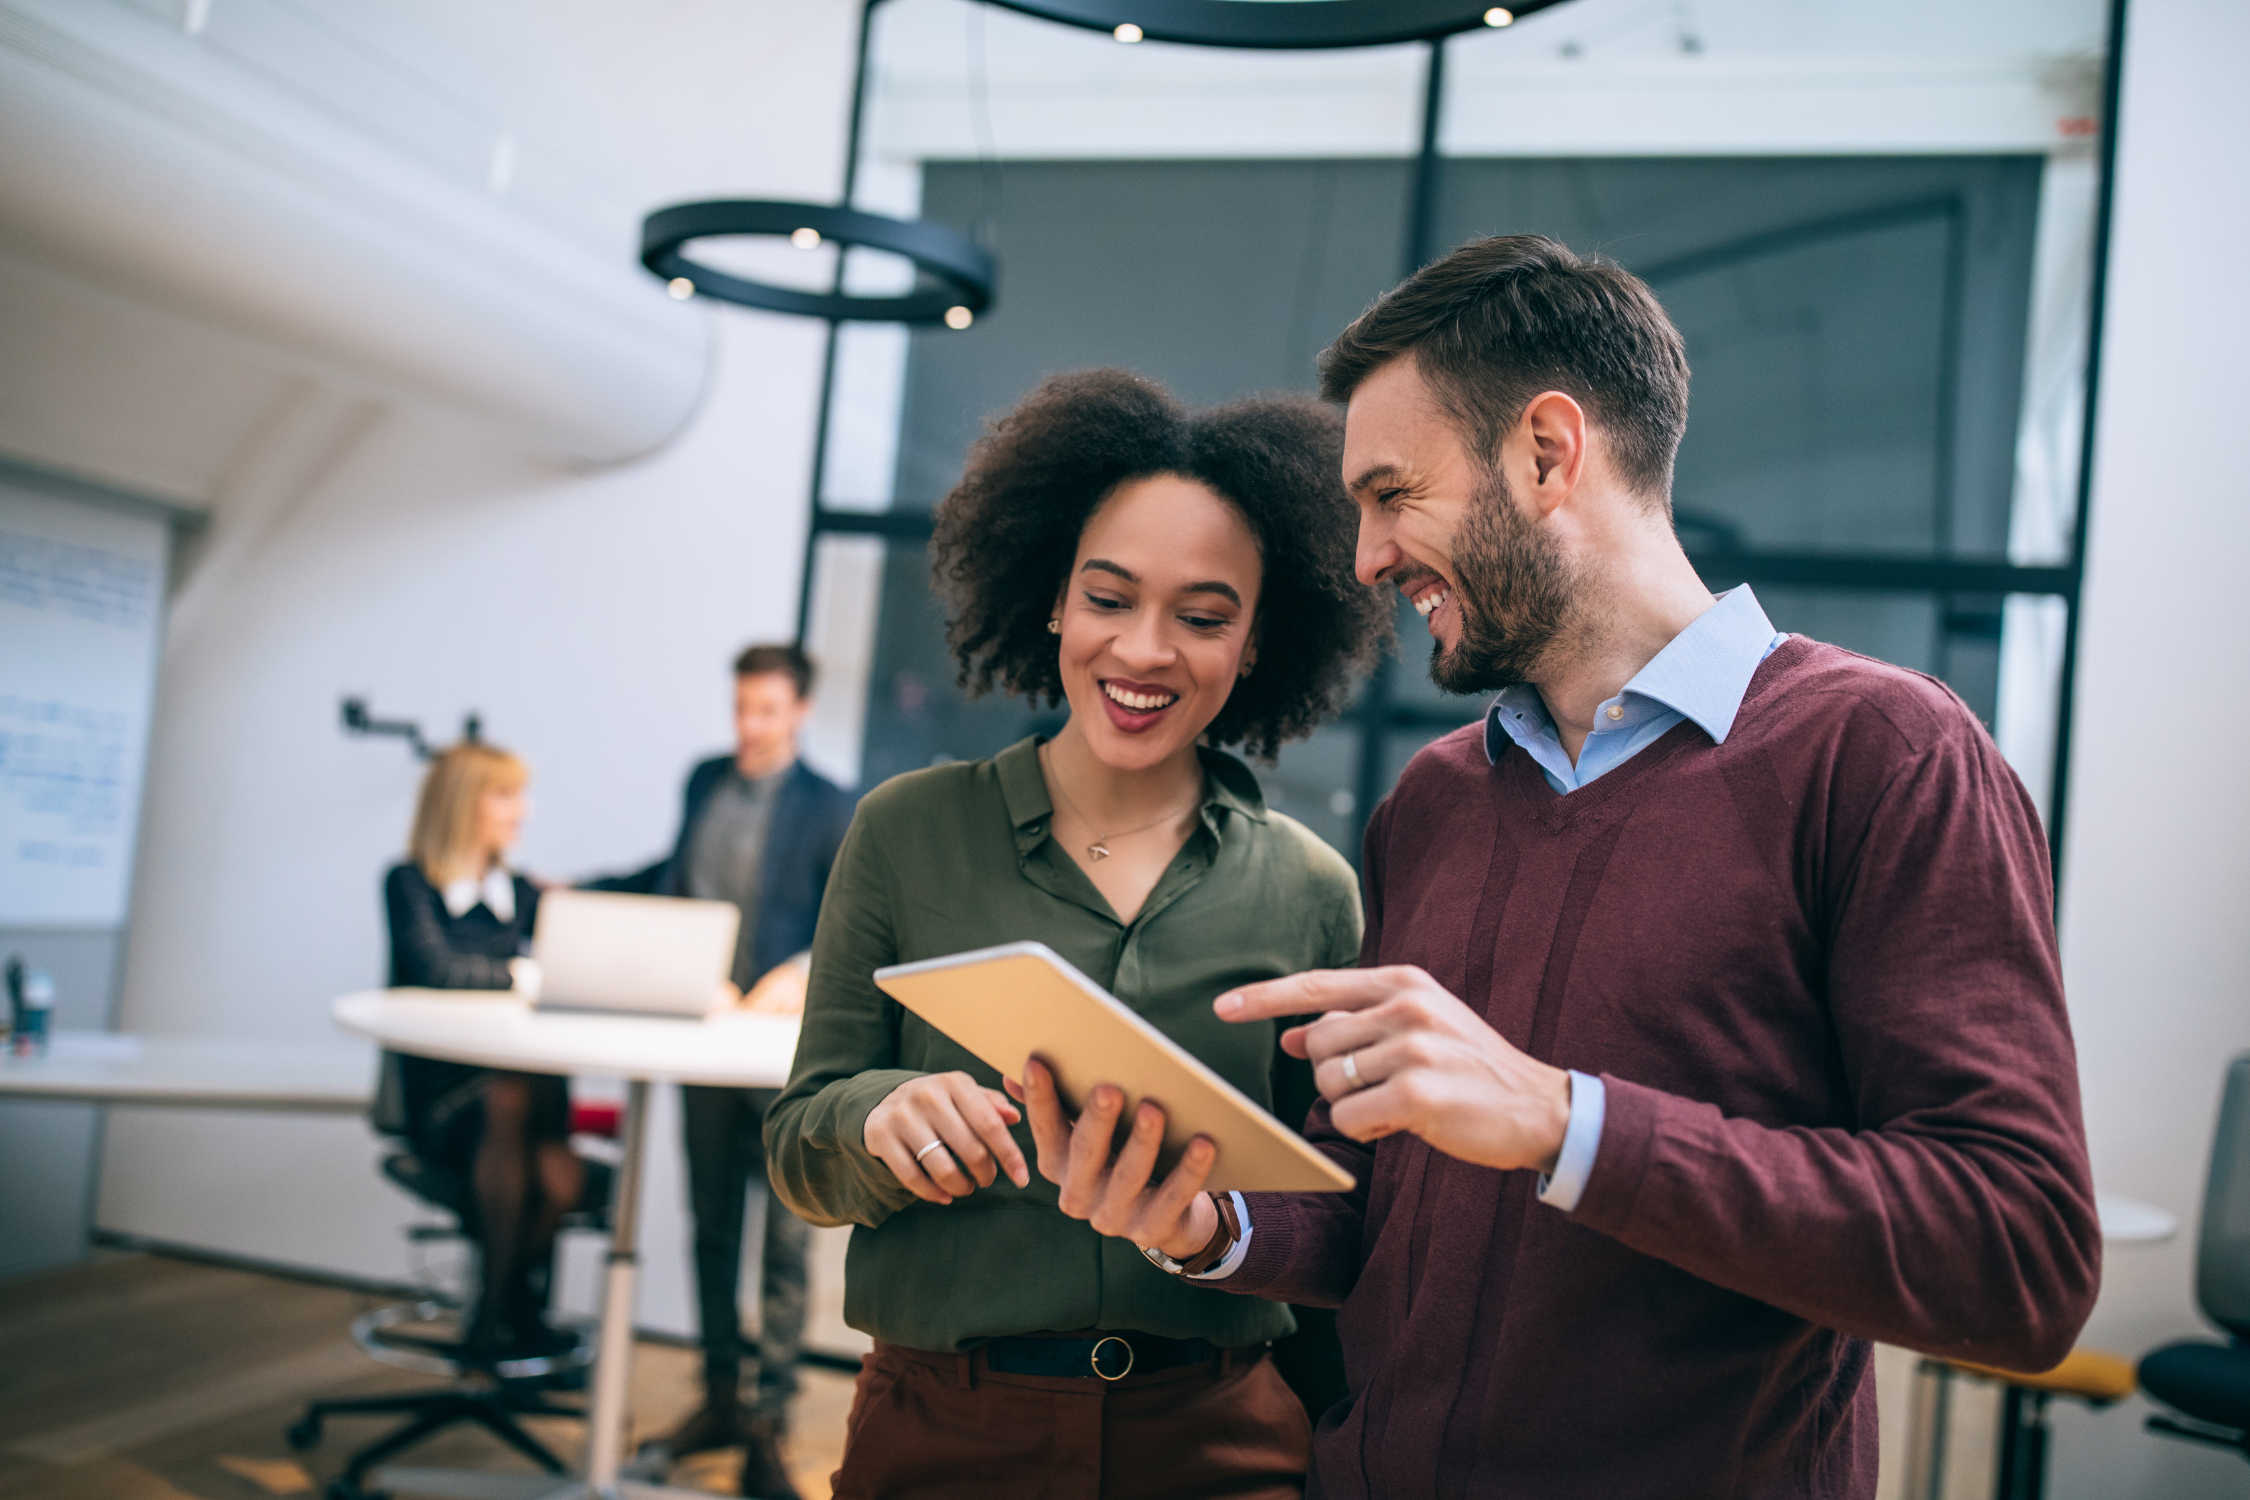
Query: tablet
872 941 1354 1194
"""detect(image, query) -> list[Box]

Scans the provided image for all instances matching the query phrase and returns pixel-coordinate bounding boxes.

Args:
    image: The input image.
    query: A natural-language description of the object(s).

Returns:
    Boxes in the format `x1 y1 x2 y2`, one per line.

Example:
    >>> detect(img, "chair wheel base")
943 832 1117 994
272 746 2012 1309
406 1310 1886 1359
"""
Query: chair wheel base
2147 1413 2250 1457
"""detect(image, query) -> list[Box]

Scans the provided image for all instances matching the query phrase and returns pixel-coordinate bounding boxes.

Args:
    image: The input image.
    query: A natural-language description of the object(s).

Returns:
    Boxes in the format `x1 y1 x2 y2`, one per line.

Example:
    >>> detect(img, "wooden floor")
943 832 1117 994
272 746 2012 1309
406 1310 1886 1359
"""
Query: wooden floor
0 1250 2008 1500
0 1252 857 1499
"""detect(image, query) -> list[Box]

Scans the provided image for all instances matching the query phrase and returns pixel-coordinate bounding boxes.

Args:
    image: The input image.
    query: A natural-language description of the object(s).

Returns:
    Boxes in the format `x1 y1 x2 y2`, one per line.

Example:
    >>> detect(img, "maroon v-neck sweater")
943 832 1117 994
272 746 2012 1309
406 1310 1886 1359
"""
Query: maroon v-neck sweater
1221 637 2100 1500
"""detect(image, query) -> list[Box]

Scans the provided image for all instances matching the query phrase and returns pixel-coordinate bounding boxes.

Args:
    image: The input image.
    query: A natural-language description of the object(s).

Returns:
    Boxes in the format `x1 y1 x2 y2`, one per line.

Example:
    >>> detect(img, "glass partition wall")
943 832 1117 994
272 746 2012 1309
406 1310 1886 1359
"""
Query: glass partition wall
795 0 2116 872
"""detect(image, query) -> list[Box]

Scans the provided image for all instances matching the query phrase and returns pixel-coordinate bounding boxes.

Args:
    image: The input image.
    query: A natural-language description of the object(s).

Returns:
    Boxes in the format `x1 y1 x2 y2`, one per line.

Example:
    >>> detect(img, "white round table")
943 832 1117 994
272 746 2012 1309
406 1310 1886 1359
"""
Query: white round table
2094 1190 2179 1245
332 989 802 1500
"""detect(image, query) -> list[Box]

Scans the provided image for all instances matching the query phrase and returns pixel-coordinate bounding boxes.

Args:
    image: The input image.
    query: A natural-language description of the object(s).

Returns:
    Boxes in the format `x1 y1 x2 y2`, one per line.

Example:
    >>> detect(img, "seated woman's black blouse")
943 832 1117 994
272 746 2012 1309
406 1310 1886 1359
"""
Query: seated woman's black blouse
380 862 553 1162
383 862 538 989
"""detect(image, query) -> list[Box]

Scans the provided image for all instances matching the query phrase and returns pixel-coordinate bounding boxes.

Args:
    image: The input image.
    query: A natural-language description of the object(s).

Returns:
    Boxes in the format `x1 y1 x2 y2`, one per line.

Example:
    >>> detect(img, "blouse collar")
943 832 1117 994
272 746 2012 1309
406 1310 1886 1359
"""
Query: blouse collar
440 866 515 922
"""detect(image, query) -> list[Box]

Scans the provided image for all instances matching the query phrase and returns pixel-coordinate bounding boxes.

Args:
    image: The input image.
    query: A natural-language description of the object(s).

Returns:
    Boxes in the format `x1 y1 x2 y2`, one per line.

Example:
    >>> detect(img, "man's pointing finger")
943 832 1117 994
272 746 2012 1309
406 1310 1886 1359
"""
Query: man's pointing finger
1216 968 1396 1022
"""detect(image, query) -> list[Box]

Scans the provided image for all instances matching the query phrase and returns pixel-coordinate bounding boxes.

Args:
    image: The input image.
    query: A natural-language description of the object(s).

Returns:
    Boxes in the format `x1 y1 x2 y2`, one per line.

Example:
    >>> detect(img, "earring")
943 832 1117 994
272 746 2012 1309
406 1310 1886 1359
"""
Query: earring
1047 618 1061 634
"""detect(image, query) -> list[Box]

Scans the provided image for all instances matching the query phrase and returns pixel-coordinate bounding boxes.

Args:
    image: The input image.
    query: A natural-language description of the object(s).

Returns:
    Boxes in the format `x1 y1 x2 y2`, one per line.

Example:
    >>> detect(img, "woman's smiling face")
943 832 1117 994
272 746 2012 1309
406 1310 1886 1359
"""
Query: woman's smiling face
1056 473 1264 774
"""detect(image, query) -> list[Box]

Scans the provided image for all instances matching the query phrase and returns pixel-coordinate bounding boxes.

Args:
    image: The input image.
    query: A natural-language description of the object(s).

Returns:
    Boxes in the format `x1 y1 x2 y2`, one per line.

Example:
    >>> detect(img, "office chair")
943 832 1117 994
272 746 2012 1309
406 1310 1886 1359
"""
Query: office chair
288 1055 616 1500
2139 1051 2250 1462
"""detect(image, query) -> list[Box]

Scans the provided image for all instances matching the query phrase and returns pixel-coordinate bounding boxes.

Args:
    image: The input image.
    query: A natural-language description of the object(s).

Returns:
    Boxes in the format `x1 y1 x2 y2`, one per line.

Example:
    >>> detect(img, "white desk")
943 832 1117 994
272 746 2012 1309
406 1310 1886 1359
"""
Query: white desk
2094 1190 2179 1245
0 1030 372 1111
332 989 801 1500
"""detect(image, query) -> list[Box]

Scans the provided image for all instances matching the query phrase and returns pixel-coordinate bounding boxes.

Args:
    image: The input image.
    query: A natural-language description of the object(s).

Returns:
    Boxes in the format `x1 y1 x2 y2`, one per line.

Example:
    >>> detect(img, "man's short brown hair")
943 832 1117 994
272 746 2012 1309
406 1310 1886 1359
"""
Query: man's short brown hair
735 642 814 699
1318 233 1690 504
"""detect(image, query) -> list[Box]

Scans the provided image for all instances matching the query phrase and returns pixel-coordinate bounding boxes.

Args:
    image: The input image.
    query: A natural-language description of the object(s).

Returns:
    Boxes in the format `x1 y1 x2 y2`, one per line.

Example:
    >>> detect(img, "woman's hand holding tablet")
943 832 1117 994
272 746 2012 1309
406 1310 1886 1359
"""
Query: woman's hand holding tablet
864 1072 1031 1205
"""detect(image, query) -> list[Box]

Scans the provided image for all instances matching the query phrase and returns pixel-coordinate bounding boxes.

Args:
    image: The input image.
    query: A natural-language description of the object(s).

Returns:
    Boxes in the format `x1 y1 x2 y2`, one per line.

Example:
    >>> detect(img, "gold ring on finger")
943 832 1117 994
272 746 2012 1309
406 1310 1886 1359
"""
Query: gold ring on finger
1341 1050 1366 1092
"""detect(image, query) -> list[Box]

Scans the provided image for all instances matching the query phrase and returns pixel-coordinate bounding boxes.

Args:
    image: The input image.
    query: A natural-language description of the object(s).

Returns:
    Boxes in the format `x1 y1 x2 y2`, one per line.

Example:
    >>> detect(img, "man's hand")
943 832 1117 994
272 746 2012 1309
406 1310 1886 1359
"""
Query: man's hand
1012 1058 1220 1260
1217 966 1573 1174
864 1072 1032 1205
742 962 808 1016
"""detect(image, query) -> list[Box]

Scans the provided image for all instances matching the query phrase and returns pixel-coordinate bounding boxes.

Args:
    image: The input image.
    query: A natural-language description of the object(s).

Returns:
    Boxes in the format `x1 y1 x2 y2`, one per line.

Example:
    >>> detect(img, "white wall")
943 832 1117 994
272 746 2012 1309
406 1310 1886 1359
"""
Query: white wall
27 0 866 1338
2046 1 2250 1496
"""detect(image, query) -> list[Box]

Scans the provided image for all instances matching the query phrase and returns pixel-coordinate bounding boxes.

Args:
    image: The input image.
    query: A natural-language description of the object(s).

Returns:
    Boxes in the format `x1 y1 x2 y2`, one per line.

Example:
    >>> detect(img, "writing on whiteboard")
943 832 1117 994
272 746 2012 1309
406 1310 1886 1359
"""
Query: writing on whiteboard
0 527 157 631
0 495 168 926
2 694 131 869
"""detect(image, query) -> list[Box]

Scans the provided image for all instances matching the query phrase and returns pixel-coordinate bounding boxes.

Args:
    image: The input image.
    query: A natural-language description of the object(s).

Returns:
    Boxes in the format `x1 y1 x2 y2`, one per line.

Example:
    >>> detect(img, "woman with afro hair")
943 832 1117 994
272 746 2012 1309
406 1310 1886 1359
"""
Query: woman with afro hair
766 369 1391 1500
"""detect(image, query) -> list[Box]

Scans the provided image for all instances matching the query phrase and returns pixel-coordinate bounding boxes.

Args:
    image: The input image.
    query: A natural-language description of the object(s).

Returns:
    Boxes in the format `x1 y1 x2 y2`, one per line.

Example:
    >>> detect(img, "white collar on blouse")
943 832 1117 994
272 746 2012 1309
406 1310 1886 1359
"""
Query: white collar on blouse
440 866 516 922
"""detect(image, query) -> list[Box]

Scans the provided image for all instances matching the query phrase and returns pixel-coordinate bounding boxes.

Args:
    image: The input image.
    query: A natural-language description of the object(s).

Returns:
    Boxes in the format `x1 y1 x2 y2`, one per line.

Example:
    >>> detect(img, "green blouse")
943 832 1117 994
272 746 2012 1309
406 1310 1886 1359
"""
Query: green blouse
764 736 1363 1353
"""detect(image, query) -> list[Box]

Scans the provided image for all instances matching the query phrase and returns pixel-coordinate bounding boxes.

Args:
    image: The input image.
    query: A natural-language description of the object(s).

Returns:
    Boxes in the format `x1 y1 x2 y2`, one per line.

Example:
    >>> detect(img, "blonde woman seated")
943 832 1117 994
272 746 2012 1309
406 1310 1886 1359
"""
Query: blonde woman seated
383 742 583 1367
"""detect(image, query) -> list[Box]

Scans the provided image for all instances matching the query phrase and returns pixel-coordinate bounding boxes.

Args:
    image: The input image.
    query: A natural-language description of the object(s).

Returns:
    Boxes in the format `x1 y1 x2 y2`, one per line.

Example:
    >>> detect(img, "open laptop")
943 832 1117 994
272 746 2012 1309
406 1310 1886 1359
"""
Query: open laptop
530 889 739 1017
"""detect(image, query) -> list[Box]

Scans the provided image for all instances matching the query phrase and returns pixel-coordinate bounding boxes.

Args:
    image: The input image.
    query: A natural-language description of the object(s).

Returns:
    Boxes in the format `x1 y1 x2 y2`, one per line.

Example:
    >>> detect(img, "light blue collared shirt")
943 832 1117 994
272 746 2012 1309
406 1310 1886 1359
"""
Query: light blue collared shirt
1495 585 1787 1211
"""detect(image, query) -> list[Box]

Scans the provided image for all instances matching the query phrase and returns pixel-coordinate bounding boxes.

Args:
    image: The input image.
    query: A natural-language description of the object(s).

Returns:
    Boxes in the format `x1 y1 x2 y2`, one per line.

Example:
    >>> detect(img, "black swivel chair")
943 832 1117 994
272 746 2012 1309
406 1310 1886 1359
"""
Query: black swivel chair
2138 1050 2250 1461
288 1054 614 1500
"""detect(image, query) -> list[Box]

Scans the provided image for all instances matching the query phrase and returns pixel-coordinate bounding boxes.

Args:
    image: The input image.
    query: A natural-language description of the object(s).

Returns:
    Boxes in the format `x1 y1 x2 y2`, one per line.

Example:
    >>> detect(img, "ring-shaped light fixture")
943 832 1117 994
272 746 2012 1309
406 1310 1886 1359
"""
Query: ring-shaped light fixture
981 0 1566 49
641 201 996 325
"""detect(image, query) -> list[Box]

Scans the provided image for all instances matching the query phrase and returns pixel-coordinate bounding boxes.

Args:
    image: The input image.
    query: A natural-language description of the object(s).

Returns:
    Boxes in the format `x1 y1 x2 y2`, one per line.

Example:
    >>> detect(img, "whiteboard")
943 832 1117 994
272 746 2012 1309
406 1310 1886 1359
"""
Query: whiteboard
0 480 170 926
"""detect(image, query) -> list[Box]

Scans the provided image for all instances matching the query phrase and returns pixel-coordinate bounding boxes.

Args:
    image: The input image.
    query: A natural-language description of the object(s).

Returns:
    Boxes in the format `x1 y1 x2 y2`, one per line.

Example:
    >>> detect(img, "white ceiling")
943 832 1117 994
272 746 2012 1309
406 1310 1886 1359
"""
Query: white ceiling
0 0 2110 512
0 0 853 507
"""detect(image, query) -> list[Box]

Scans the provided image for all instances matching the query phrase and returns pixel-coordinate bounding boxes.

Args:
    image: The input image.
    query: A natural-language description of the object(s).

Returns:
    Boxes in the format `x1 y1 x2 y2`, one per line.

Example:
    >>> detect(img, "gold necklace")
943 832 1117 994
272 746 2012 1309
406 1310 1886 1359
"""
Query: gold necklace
1040 746 1198 862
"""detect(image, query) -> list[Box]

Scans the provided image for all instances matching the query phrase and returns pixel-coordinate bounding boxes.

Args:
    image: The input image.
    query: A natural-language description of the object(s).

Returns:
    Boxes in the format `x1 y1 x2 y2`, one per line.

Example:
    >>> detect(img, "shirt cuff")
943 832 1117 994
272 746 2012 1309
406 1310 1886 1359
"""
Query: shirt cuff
1186 1191 1253 1280
1535 1071 1606 1213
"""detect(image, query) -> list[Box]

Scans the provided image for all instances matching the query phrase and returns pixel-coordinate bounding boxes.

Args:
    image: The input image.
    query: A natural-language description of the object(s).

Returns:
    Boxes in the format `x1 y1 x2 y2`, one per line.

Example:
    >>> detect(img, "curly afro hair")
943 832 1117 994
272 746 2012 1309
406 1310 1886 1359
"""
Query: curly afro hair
930 369 1393 762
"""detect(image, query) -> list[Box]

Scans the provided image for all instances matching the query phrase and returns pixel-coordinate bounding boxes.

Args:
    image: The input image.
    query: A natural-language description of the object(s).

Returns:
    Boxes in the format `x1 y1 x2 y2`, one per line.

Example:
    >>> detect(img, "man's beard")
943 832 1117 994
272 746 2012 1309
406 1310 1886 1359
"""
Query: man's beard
1428 464 1579 695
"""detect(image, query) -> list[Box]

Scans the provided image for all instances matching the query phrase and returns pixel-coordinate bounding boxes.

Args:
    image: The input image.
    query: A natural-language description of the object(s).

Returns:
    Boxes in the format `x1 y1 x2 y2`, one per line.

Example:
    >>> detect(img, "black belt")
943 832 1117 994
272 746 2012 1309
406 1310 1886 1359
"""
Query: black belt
983 1332 1215 1382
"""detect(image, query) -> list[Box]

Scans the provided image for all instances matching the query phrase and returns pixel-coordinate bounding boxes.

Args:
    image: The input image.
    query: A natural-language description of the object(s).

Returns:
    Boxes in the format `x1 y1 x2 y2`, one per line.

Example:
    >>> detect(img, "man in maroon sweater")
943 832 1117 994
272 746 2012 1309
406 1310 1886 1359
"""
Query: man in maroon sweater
1022 234 2101 1497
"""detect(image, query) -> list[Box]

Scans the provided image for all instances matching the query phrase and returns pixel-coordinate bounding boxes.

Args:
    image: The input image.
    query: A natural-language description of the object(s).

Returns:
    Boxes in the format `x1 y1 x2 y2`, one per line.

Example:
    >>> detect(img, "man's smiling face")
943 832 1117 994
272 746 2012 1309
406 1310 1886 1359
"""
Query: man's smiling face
1342 356 1482 655
1343 355 1579 694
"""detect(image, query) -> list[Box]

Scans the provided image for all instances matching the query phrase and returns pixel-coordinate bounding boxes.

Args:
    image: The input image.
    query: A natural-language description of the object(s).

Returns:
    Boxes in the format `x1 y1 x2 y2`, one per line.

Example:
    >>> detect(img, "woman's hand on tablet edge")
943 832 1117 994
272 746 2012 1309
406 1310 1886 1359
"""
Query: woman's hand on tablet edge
864 1072 1031 1205
1017 1057 1220 1260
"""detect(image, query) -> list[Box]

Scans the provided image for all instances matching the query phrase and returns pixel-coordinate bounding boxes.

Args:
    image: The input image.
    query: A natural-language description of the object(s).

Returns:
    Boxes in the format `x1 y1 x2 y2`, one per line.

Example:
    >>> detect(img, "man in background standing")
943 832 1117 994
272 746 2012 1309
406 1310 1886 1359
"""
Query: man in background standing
592 643 854 1499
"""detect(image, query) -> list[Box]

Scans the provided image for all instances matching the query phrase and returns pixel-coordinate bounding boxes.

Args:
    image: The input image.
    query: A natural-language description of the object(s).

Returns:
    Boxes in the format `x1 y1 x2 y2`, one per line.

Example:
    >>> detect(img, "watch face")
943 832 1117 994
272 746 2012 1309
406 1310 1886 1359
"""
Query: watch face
1140 1241 1185 1274
980 1 1565 51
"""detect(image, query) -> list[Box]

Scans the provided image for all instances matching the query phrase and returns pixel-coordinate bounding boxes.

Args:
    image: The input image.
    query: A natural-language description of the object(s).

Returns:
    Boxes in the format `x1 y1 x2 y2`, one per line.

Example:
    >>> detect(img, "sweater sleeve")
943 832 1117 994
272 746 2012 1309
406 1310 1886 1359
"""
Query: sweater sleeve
1569 718 2101 1372
762 809 928 1231
1213 801 1386 1307
385 866 516 990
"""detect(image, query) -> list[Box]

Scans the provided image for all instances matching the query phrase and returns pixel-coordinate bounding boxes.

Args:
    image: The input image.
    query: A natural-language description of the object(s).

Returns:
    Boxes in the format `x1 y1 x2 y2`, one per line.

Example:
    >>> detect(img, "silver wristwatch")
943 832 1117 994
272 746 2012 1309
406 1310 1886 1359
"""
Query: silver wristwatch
1139 1241 1190 1275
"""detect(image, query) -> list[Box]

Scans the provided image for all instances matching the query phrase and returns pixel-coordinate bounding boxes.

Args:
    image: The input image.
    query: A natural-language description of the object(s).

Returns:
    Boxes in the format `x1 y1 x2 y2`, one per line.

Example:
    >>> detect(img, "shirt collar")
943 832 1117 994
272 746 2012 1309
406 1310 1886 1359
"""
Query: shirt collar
994 735 1267 855
1619 584 1780 744
730 758 797 794
440 866 515 922
1483 584 1781 763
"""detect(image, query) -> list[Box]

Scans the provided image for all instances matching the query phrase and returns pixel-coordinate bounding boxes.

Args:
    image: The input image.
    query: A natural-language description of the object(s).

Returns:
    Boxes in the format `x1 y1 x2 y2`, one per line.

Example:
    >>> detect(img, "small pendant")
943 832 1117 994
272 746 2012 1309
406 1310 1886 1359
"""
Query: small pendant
1087 842 1111 861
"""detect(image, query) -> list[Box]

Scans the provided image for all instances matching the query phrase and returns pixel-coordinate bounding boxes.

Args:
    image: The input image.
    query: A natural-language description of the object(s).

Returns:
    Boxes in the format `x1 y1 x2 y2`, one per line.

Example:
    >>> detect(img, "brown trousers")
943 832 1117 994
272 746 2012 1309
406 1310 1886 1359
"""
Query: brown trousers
830 1338 1312 1500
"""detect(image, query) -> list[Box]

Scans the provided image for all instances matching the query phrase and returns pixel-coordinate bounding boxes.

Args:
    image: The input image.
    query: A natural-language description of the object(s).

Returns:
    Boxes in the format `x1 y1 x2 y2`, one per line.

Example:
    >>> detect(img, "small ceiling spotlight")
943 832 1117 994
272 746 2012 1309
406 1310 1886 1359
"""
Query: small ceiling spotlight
944 305 975 330
1113 22 1144 42
1484 7 1515 24
790 226 823 249
667 277 695 299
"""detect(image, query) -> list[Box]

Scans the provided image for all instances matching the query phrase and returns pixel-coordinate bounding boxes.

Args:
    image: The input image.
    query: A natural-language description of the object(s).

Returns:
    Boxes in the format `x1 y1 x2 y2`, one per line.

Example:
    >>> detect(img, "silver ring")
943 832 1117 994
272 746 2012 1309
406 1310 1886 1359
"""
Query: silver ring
1341 1050 1365 1091
914 1140 947 1164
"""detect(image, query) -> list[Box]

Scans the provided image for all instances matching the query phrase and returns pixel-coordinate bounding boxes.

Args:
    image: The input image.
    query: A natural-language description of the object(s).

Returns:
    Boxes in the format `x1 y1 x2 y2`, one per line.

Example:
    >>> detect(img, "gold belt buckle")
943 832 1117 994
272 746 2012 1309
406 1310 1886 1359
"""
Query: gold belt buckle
1090 1335 1135 1381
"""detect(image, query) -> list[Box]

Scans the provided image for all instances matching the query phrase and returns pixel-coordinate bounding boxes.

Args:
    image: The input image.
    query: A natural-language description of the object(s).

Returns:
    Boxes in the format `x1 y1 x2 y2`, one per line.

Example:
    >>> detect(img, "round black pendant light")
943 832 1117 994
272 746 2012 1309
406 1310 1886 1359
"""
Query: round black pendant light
641 200 995 326
981 0 1566 49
